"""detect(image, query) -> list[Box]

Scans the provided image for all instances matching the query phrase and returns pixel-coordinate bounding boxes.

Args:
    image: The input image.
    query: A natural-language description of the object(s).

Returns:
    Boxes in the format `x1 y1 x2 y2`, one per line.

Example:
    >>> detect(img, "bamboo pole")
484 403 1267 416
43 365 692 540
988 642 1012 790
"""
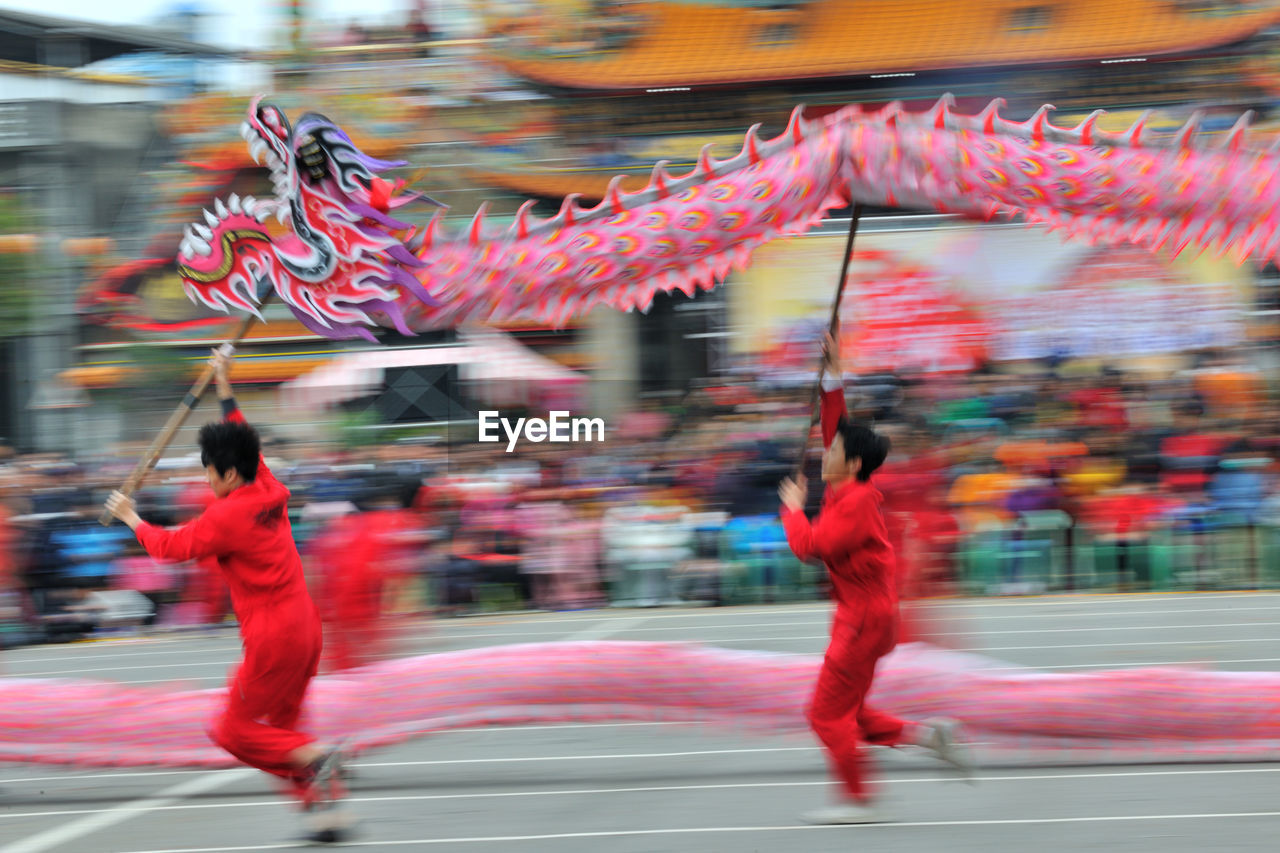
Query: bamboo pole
99 311 262 526
791 203 864 478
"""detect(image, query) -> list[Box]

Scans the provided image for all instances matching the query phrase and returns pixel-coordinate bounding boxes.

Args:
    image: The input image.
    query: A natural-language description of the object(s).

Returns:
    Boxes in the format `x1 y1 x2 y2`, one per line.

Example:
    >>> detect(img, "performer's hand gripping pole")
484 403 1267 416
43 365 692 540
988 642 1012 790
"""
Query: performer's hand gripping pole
791 203 864 479
99 311 261 526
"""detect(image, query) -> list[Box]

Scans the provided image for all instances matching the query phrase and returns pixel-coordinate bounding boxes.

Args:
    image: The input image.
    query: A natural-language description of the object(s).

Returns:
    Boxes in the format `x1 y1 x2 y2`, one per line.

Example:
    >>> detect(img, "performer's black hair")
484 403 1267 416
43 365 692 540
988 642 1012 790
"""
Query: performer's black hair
199 421 261 483
834 417 891 482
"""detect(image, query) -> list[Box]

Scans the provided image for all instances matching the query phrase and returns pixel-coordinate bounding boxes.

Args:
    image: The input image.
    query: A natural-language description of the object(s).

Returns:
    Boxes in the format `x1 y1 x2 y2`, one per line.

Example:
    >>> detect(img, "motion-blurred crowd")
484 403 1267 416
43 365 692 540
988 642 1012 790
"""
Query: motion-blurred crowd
3 347 1279 658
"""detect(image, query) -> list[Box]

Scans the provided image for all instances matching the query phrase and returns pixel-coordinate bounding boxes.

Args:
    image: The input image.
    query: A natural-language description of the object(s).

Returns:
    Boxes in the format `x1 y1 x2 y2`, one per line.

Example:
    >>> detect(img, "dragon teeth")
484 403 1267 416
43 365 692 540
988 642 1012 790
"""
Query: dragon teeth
180 222 212 257
240 122 252 140
228 194 242 214
242 195 272 222
243 195 268 221
214 198 230 219
203 209 219 228
249 139 267 165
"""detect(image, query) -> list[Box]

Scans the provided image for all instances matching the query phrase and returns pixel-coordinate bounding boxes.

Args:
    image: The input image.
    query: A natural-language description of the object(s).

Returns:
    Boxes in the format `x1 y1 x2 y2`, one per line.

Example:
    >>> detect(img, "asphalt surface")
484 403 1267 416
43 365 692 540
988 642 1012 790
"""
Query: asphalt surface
2 592 1280 852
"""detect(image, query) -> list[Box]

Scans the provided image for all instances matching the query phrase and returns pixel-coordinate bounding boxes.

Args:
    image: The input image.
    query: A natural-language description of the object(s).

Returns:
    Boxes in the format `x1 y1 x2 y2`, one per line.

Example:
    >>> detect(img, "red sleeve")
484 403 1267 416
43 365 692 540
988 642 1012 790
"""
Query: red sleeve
820 387 846 450
781 492 871 567
135 505 234 563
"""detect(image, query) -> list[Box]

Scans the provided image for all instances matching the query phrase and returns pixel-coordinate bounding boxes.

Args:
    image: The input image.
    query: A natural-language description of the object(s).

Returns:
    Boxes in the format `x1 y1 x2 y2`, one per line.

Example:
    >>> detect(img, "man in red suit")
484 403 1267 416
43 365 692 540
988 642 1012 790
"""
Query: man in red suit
106 348 353 844
778 332 971 824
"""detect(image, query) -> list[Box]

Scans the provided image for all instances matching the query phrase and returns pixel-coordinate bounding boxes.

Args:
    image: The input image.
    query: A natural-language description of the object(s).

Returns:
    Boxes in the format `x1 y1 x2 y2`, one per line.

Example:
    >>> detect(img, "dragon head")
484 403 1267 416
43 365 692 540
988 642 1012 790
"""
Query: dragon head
177 98 438 340
240 96 419 222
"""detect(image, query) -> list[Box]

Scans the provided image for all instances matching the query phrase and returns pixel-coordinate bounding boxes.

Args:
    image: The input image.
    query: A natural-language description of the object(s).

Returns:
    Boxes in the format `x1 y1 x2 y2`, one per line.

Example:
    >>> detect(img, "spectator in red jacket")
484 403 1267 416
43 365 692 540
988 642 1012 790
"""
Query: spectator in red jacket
777 332 971 824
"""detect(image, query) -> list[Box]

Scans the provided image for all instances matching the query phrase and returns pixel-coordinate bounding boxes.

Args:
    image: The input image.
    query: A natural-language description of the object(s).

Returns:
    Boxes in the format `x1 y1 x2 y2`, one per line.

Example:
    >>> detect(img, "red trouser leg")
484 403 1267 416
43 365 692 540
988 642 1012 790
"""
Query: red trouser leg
211 620 322 801
858 703 908 746
807 620 908 803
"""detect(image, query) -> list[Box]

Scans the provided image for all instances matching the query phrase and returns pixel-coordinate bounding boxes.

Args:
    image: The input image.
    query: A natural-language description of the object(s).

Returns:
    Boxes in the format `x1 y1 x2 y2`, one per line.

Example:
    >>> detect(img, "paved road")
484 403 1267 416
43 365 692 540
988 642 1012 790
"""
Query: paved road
2 592 1279 852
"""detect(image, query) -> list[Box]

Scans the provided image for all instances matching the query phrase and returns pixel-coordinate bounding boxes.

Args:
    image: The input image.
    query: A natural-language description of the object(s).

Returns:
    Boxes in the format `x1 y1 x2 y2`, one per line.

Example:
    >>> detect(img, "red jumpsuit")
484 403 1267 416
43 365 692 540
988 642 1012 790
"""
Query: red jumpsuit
135 405 322 799
781 385 909 804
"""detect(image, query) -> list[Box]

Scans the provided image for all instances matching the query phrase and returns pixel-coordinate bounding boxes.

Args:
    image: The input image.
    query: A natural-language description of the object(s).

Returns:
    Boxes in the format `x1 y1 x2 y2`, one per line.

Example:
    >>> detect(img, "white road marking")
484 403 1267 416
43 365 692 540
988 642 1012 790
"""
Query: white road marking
974 637 1280 652
12 604 1280 666
108 811 1280 852
561 616 650 641
9 767 1280 820
928 592 1280 608
396 619 1280 644
0 745 811 786
4 646 242 665
0 769 253 853
21 631 1280 677
1030 657 1280 670
948 621 1280 636
0 768 241 785
704 636 1280 652
919 605 1280 621
353 746 815 767
13 661 236 677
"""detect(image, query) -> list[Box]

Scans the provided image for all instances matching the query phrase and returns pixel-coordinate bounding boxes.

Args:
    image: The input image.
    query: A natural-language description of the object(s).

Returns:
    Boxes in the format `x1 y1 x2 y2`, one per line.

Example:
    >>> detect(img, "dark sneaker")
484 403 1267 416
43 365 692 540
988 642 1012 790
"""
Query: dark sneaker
294 826 347 846
295 807 357 845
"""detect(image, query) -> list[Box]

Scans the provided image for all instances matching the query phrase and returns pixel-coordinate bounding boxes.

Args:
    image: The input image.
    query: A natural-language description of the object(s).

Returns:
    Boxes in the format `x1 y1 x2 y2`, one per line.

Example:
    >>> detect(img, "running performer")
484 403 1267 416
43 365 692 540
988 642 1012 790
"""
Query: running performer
106 347 353 844
778 331 972 824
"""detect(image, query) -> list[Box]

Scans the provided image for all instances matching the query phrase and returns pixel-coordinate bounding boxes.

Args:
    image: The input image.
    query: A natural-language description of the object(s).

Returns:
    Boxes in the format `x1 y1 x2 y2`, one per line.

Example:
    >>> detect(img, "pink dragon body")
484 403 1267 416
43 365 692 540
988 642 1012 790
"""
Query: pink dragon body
177 95 1280 336
4 642 1279 768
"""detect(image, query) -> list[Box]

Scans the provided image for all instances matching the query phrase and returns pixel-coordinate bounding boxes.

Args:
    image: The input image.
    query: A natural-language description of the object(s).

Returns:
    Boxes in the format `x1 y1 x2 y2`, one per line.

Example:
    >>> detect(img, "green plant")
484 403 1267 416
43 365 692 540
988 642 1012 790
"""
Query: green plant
119 343 191 392
332 406 382 448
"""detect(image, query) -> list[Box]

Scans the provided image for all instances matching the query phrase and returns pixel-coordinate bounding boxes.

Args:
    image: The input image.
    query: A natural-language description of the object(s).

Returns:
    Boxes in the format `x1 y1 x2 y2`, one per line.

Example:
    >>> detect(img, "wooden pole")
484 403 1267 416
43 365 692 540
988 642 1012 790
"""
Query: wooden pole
99 310 262 526
791 203 864 478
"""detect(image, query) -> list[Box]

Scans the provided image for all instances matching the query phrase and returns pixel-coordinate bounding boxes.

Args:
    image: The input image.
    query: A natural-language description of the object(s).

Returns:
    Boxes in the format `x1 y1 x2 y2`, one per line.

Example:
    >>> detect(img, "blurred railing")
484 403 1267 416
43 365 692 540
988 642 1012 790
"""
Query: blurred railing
957 511 1280 595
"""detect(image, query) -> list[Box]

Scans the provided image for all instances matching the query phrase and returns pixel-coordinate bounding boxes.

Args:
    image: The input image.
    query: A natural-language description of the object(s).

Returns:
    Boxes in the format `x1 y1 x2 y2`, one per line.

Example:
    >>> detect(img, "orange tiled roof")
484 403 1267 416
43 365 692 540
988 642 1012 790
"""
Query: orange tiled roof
491 0 1280 90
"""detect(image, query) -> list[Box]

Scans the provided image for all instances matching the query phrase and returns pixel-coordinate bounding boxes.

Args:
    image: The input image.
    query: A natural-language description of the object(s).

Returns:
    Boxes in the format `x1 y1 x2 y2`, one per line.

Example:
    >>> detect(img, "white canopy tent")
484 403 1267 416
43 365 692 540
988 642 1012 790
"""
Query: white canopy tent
278 327 583 413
